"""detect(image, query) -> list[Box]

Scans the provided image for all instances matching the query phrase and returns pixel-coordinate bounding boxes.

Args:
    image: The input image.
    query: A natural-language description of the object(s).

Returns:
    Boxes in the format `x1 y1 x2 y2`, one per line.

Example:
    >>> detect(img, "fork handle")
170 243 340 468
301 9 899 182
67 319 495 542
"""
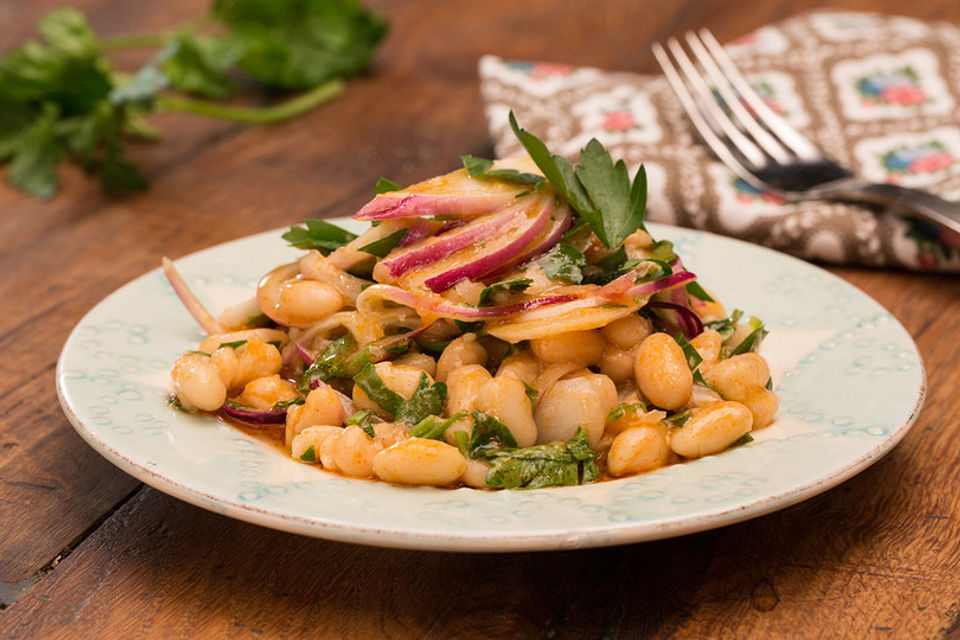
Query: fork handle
813 180 960 237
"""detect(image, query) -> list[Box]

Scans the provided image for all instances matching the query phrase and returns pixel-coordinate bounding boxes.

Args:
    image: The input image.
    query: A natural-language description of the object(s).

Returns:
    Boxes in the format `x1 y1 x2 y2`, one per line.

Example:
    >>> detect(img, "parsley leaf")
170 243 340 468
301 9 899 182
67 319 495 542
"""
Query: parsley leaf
539 243 585 284
299 334 357 391
212 0 388 90
685 281 715 302
704 310 744 343
299 445 317 462
509 112 647 249
375 177 401 194
282 218 358 253
467 410 518 458
483 426 599 489
411 411 467 440
461 154 545 186
359 228 407 258
477 277 533 307
730 317 769 356
353 363 447 426
162 33 245 99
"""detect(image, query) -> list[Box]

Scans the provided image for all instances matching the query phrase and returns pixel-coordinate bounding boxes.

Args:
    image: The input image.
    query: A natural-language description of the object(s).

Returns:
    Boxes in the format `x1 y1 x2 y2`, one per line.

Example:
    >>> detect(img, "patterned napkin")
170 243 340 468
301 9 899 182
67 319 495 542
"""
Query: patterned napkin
479 11 960 271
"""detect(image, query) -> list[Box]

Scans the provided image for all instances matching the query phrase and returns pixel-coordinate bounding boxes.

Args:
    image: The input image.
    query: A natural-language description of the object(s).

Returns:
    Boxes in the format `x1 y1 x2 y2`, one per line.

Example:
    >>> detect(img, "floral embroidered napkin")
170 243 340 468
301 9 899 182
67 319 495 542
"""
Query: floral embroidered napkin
479 11 960 271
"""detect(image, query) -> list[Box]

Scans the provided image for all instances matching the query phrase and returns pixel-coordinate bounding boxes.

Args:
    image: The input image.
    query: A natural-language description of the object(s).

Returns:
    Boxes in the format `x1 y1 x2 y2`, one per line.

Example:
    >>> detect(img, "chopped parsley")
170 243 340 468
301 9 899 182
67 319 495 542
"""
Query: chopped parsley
359 228 407 258
375 177 401 194
299 445 316 462
539 243 585 284
282 218 358 254
460 154 545 185
477 277 533 307
483 426 599 489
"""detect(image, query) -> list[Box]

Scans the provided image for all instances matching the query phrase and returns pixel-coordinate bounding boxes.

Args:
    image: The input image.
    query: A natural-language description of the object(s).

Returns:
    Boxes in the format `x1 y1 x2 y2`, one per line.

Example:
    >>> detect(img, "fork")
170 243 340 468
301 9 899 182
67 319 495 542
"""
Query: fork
652 29 960 237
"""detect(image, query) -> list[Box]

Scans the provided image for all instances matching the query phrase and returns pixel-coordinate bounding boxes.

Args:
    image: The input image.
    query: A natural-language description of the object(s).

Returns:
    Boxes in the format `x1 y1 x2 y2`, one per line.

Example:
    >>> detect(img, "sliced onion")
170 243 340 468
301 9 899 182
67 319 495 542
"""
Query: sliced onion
398 219 444 248
422 196 554 292
162 257 225 335
354 168 524 221
483 203 574 280
221 403 287 426
299 250 368 304
485 300 639 343
358 284 577 322
376 202 529 280
294 342 315 366
647 301 704 338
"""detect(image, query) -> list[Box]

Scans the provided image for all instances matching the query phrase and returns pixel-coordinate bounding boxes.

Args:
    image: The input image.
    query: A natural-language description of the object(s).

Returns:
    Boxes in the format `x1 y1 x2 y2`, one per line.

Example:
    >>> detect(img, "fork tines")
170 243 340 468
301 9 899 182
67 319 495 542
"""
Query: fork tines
652 29 821 184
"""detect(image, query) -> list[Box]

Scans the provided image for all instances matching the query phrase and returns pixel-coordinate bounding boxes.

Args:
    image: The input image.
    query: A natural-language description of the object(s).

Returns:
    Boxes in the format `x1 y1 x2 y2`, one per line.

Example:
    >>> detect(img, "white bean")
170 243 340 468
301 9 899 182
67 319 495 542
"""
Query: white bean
476 376 537 447
444 364 492 416
393 352 438 378
633 333 692 410
689 329 722 367
171 353 227 412
601 314 652 350
599 344 635 383
435 334 488 382
460 457 491 488
534 375 609 448
740 387 779 429
607 424 671 476
286 385 347 447
669 401 753 459
273 279 344 328
237 375 297 410
231 335 283 390
332 424 378 477
290 425 342 463
495 350 540 384
701 353 770 401
373 438 467 486
529 330 605 368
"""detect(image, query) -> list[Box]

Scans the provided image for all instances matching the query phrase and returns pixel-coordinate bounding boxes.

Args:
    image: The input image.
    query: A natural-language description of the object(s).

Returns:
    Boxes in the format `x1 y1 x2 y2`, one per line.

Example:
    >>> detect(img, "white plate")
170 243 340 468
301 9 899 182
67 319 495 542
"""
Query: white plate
57 221 925 552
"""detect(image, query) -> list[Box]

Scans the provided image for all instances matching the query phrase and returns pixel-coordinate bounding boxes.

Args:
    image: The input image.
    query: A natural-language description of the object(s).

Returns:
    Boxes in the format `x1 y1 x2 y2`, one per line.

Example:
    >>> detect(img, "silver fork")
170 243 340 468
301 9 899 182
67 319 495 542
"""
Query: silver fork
653 29 960 236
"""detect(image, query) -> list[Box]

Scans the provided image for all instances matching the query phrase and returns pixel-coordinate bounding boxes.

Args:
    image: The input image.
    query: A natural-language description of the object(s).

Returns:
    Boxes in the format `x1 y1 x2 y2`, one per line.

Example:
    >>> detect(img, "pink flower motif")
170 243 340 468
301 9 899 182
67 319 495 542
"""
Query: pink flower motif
918 251 938 269
730 32 759 46
763 99 784 115
880 85 926 105
938 228 960 249
909 153 954 173
600 111 636 131
532 63 573 77
736 193 753 204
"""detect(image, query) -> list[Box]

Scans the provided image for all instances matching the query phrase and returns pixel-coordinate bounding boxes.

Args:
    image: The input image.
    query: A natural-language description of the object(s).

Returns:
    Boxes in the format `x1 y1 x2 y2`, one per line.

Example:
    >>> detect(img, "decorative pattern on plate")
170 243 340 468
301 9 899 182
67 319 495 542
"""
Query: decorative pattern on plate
57 221 925 552
479 10 960 271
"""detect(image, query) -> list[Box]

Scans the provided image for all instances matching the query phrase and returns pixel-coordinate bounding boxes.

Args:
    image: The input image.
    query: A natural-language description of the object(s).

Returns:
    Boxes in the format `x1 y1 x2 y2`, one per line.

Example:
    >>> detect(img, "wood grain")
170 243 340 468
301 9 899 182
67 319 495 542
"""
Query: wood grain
0 0 958 637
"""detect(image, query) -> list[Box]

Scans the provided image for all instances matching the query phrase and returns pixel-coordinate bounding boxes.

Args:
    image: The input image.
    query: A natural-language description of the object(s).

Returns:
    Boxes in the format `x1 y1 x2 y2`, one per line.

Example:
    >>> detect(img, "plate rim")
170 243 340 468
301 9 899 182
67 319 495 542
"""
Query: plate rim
56 222 927 552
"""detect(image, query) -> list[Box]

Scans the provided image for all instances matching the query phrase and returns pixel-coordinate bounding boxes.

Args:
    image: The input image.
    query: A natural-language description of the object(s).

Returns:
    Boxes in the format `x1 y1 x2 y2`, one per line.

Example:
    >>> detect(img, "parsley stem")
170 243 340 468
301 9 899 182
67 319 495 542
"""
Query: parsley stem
155 80 345 123
97 31 175 51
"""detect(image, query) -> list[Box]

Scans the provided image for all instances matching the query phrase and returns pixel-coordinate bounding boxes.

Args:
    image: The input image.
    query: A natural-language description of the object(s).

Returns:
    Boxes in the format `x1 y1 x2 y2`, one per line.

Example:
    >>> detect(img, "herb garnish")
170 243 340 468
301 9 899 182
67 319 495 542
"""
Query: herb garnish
282 218 358 254
374 177 401 194
509 112 647 249
411 411 467 440
359 228 407 257
346 408 376 437
729 317 769 356
460 154 545 186
467 410 518 458
0 2 387 198
483 426 599 489
674 333 709 386
539 243 586 284
352 362 447 425
477 277 533 307
299 445 316 462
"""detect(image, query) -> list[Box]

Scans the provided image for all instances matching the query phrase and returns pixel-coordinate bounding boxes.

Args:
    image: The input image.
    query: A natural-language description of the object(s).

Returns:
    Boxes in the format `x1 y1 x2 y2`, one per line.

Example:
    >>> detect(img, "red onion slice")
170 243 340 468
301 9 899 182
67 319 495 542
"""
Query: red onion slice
361 284 577 321
354 169 524 221
376 202 529 280
422 197 554 292
221 403 288 426
482 203 574 280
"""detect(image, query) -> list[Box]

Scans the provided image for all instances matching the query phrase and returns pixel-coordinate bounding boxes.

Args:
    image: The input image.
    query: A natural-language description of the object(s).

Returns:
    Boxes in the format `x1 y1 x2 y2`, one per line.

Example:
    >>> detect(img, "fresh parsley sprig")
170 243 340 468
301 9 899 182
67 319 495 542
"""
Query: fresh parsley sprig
508 111 647 249
0 1 388 199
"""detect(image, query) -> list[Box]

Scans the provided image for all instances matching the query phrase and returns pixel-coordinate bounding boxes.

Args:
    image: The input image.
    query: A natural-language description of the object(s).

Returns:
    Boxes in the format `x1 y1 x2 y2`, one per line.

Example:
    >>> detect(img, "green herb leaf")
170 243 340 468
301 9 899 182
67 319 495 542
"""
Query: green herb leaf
483 426 598 489
282 218 358 254
162 33 246 99
242 312 272 328
665 412 691 428
395 373 447 426
272 396 305 410
455 320 484 334
359 228 407 258
454 430 469 457
461 154 544 186
574 140 646 248
218 339 248 350
353 361 406 416
411 411 466 440
299 334 357 391
731 433 754 447
299 445 317 462
730 317 769 356
375 177 401 194
685 281 715 302
705 309 744 343
212 0 389 90
673 333 703 371
539 243 585 284
477 277 533 307
648 239 678 263
522 381 538 411
468 410 518 458
7 106 61 199
765 377 773 391
607 401 646 422
346 408 374 427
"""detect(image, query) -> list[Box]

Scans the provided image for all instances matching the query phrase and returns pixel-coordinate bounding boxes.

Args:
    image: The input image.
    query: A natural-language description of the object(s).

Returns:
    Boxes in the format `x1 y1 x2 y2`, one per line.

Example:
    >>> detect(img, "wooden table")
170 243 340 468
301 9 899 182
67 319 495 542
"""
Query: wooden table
2 0 958 637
